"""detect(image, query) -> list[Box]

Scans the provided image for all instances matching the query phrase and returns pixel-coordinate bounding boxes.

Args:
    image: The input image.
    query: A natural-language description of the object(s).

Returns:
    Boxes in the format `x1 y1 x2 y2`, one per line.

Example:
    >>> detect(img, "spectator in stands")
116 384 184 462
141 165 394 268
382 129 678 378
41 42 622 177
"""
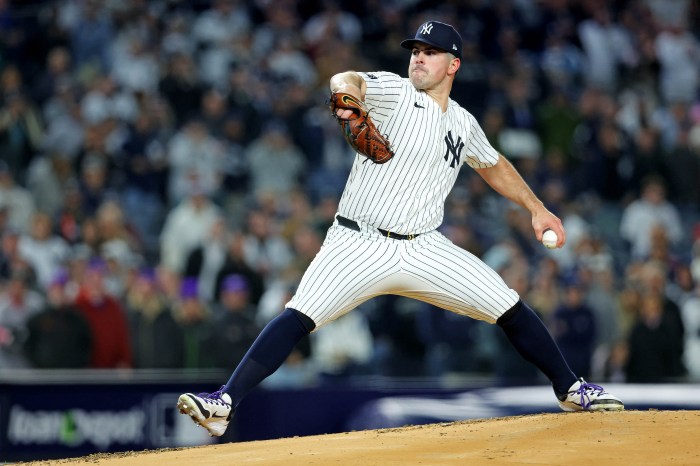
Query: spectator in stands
625 290 685 382
24 272 91 368
0 161 36 233
631 125 666 193
0 229 35 283
119 110 168 253
211 274 259 371
174 277 216 369
26 152 72 221
539 23 585 94
245 120 306 200
577 6 637 92
18 211 71 290
569 87 603 168
224 66 263 145
32 46 73 107
40 85 84 162
160 13 196 58
267 33 318 89
0 269 45 368
313 40 375 97
96 200 140 254
71 218 100 265
219 111 250 214
654 20 700 105
192 0 250 49
193 1 252 88
302 0 362 55
583 264 623 360
158 53 204 128
80 74 138 126
183 217 229 303
126 268 183 369
501 77 538 130
74 261 132 368
277 190 314 243
195 89 229 139
111 35 159 94
167 119 226 203
652 101 692 153
638 260 686 356
241 209 293 282
572 231 615 277
646 223 682 275
159 185 222 275
0 63 23 102
250 3 299 59
211 230 265 306
665 125 700 210
584 122 637 204
535 88 581 165
77 154 112 217
620 175 683 260
0 90 44 182
66 0 114 74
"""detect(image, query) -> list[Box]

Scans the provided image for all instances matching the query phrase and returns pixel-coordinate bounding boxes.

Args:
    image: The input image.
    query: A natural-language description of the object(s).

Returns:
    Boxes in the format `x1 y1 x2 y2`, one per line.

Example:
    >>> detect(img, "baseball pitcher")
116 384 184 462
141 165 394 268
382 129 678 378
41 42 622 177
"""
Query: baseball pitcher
177 20 623 438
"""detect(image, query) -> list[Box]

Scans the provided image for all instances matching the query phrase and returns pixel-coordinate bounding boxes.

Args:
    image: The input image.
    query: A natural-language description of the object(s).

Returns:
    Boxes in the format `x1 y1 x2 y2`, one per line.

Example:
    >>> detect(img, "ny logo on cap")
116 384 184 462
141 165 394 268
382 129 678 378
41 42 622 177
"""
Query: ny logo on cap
421 22 433 35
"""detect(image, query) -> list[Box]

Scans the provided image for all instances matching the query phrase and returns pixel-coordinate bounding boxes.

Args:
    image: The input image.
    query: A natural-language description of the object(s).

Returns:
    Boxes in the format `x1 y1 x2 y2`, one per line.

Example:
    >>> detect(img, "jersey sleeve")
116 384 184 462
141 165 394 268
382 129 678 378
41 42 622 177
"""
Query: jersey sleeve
357 71 404 124
463 112 500 168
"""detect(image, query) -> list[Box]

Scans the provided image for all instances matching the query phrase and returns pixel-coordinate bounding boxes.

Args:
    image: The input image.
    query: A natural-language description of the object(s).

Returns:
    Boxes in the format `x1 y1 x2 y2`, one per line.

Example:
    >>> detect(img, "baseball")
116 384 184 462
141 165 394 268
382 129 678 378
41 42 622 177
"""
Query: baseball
542 229 558 249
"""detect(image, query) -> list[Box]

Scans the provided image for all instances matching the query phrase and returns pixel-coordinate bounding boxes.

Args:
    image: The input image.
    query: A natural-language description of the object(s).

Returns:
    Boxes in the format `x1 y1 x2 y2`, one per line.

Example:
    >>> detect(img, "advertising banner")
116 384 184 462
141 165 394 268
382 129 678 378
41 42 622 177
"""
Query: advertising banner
0 382 214 462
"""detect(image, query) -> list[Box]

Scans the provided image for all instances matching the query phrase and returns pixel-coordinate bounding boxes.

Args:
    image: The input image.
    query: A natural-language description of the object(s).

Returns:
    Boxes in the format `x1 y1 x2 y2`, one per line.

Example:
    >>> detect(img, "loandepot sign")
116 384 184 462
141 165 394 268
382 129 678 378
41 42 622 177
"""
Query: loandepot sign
8 405 146 450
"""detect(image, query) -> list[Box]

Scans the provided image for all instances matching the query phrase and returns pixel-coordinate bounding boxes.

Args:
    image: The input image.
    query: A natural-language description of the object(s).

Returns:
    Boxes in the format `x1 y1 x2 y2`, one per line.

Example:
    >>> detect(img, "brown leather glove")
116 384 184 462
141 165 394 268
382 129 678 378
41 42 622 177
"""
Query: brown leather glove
329 92 395 164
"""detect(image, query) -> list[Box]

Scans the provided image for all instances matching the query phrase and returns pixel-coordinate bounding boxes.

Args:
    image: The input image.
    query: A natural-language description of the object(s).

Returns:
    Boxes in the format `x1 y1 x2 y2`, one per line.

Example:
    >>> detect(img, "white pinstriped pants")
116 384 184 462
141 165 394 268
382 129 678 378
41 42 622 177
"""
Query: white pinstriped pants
286 218 520 330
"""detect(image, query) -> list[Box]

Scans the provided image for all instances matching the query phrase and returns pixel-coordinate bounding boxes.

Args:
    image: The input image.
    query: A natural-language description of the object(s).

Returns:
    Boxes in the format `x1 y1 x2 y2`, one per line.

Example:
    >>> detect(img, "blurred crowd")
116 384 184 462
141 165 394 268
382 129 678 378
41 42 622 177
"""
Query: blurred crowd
0 0 699 387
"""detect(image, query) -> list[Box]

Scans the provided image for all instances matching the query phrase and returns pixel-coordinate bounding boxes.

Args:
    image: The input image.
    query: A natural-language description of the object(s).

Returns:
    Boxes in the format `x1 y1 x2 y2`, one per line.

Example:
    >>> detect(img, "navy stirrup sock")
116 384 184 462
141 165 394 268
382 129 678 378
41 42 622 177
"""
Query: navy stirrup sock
497 301 577 394
224 308 316 407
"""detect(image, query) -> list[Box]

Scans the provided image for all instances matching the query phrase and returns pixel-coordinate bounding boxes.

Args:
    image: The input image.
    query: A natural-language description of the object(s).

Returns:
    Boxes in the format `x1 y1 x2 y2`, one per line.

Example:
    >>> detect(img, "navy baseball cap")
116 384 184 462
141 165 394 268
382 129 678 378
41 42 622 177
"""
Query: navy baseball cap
401 21 463 60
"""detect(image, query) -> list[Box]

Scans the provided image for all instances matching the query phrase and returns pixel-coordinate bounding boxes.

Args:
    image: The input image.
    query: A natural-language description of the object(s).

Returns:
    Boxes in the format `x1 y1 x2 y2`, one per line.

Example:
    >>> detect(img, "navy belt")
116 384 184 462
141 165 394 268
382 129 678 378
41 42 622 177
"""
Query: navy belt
336 215 420 240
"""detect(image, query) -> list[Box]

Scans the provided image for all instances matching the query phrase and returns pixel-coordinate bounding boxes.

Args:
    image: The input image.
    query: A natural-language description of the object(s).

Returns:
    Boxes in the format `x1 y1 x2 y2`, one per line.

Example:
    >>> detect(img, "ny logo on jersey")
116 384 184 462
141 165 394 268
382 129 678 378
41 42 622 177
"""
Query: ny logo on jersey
444 131 464 168
421 23 434 35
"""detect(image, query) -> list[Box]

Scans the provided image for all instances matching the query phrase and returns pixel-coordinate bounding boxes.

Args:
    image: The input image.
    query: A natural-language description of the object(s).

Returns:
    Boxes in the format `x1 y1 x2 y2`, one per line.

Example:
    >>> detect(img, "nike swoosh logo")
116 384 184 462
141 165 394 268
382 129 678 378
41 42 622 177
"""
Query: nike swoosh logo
188 394 210 417
414 102 424 108
211 413 228 418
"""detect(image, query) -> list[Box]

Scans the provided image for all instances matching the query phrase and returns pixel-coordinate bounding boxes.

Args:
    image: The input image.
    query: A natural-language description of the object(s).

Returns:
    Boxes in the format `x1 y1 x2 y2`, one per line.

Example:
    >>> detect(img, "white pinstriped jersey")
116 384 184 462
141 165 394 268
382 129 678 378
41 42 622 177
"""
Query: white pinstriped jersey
287 70 519 328
338 71 500 235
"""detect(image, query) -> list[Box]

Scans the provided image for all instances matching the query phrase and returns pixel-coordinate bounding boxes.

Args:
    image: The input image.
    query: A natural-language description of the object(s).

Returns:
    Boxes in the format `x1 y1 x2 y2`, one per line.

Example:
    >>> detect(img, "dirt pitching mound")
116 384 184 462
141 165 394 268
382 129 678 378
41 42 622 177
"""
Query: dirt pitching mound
34 410 700 465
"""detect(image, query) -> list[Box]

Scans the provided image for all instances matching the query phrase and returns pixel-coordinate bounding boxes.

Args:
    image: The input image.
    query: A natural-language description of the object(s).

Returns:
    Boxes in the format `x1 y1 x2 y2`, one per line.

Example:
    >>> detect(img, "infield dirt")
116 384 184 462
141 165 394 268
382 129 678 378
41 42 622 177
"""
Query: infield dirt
29 410 700 465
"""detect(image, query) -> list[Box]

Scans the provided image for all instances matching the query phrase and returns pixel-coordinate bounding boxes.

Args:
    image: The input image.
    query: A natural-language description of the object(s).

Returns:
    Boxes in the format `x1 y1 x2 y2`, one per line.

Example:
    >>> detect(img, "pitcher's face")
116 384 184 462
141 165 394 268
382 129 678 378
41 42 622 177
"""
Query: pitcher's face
408 44 458 90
